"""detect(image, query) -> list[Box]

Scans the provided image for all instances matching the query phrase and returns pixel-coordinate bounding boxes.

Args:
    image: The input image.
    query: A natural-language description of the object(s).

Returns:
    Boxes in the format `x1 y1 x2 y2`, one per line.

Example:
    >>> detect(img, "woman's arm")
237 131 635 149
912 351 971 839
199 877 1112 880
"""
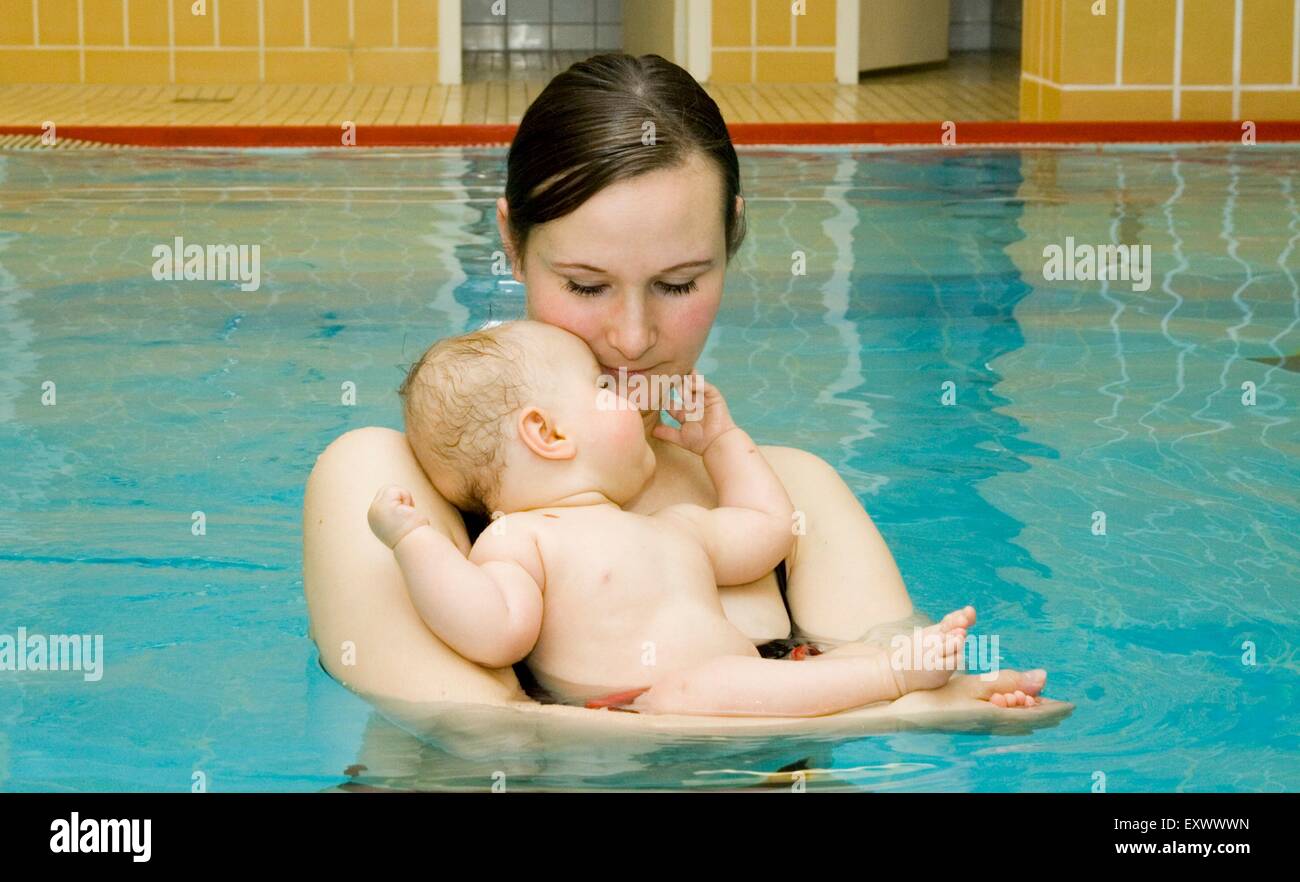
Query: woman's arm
303 427 523 704
759 445 915 641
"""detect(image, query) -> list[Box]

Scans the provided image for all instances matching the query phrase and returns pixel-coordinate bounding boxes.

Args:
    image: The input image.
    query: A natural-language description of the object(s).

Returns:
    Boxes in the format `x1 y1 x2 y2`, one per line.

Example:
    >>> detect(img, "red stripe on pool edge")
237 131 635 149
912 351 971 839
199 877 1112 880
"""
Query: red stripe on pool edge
0 125 518 147
2 120 1298 147
729 121 1300 145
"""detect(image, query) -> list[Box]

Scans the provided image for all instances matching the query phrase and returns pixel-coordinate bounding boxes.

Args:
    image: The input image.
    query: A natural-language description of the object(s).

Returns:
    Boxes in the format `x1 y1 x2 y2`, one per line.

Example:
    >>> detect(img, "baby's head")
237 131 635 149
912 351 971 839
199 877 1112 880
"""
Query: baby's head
400 320 655 516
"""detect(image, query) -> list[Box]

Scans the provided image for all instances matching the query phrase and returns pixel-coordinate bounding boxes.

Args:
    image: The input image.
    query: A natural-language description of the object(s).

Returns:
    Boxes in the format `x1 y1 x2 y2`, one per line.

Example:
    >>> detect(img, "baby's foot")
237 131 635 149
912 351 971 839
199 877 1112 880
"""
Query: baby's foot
888 606 976 696
986 669 1047 708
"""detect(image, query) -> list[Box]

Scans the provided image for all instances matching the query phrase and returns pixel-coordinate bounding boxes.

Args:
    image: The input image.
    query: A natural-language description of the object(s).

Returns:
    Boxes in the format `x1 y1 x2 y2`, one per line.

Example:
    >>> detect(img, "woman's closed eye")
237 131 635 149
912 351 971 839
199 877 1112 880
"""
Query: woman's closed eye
563 279 699 297
564 279 606 297
658 279 698 296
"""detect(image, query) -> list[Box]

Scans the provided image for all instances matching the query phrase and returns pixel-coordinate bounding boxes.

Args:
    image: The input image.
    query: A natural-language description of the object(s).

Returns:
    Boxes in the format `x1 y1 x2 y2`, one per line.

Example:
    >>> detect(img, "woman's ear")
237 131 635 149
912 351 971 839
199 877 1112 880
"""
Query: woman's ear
496 196 524 281
516 405 576 460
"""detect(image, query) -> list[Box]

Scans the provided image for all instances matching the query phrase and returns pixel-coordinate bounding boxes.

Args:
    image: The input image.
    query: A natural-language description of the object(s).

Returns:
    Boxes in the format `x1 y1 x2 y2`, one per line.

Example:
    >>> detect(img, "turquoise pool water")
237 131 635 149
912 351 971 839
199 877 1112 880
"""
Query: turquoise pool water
0 144 1296 792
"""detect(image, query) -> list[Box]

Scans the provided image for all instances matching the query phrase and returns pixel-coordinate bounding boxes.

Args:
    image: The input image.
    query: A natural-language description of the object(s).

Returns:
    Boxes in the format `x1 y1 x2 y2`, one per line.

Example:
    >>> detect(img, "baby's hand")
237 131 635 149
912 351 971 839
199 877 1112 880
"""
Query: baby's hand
367 485 430 549
652 376 740 457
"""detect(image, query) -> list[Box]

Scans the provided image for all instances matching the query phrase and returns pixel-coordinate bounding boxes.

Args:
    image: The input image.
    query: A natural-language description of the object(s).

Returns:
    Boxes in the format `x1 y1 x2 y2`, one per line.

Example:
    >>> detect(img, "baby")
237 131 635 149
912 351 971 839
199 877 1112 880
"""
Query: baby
367 320 976 716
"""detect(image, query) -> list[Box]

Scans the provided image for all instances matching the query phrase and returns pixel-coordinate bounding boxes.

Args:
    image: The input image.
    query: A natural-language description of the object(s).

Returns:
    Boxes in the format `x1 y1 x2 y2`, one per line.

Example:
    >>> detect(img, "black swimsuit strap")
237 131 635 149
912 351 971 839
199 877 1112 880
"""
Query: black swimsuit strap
753 560 798 658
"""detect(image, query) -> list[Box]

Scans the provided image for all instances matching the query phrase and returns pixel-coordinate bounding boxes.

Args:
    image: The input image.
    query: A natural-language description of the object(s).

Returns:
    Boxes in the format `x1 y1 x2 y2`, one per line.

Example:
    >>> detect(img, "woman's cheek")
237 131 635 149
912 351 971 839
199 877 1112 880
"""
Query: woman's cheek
528 281 602 341
666 288 722 352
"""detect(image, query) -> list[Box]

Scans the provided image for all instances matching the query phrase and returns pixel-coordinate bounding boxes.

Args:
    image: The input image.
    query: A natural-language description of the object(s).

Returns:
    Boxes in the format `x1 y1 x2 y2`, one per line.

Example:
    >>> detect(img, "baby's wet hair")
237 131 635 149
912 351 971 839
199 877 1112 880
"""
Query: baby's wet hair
399 324 533 516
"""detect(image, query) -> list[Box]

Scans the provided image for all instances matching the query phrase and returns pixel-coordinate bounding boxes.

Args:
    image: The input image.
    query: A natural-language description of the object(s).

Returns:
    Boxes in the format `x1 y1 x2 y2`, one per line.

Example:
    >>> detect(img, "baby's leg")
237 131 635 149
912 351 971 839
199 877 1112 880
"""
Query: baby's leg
628 608 971 717
814 606 976 693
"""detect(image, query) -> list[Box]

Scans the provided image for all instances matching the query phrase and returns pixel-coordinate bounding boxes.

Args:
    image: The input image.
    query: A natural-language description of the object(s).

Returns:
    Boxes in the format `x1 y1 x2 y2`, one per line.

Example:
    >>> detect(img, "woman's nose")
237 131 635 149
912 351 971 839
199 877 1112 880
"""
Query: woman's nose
606 300 655 362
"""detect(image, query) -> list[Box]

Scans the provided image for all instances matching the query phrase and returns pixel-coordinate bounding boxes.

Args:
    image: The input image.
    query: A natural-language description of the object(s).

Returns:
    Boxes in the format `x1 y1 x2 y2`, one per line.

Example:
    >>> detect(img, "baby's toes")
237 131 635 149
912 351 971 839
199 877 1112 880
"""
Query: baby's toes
942 628 966 662
991 691 1031 708
940 606 976 631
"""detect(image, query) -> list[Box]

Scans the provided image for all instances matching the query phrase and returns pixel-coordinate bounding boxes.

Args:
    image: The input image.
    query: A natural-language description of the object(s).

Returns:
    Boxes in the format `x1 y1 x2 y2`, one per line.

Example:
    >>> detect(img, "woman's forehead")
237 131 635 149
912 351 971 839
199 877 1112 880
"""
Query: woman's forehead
532 180 725 270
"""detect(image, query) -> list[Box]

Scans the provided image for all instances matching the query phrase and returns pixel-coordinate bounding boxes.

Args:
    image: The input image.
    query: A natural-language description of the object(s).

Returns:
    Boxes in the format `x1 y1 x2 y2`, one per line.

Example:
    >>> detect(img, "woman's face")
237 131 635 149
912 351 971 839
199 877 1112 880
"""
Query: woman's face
499 151 739 405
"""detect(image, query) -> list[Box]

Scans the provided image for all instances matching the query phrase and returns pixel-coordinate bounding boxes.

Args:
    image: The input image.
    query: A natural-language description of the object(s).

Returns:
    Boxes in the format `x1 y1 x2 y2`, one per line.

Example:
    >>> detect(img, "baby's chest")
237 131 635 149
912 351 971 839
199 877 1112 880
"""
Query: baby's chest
538 519 714 607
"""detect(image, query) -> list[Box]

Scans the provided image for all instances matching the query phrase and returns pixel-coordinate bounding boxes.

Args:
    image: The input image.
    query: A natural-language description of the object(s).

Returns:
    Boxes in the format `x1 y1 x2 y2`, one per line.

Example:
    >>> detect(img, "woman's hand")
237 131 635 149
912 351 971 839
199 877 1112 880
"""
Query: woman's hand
367 484 431 549
652 376 741 457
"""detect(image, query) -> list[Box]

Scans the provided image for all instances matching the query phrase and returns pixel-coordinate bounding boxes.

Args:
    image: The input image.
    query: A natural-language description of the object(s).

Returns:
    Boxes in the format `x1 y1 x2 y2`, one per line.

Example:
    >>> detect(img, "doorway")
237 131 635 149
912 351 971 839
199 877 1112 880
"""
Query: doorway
844 0 1022 119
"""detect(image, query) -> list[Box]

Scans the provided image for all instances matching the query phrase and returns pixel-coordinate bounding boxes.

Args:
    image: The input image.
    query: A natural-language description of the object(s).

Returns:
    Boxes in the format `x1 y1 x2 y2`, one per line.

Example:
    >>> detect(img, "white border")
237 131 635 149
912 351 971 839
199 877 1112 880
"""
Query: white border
438 0 460 84
674 0 688 65
834 0 858 85
687 0 711 82
1293 0 1299 86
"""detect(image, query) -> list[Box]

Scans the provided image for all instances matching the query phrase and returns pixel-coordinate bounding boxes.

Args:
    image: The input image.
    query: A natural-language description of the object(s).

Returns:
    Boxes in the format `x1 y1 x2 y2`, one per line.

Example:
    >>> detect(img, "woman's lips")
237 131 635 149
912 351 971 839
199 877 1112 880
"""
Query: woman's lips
601 364 653 377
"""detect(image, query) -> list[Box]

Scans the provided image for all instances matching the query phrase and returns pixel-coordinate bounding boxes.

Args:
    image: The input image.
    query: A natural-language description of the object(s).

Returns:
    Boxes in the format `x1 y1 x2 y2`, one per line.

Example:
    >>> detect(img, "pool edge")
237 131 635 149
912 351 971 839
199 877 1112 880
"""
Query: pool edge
2 120 1299 148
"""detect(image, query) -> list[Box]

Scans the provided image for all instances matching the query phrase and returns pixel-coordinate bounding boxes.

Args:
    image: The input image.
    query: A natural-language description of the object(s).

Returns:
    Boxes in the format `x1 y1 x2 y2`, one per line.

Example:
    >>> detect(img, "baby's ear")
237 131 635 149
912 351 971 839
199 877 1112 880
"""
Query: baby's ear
517 405 576 460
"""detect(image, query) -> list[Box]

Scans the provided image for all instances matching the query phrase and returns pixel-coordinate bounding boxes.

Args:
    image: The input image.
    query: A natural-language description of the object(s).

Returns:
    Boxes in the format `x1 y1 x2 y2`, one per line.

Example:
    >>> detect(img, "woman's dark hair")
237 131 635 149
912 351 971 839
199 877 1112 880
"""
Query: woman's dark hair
504 53 746 266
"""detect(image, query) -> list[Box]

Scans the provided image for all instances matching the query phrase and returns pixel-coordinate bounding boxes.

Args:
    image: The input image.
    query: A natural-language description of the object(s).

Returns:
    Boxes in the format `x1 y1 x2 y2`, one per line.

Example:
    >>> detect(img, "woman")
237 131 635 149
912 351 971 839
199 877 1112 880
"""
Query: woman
303 54 1064 729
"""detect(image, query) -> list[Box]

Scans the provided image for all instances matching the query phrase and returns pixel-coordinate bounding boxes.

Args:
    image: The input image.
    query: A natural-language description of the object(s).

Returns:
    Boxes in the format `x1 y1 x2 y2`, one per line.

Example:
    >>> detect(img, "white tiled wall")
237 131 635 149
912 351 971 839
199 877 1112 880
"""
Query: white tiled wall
949 0 1021 52
463 0 623 51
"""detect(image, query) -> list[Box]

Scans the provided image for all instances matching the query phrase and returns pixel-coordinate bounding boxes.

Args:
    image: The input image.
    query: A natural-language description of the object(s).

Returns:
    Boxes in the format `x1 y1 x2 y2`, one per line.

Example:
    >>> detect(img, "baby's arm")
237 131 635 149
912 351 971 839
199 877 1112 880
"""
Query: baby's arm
654 379 795 585
367 486 543 669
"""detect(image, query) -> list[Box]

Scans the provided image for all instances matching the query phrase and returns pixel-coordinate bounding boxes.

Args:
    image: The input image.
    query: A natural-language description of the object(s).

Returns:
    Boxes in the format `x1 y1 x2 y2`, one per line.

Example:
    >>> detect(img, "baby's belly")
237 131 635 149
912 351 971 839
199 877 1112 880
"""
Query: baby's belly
527 598 759 704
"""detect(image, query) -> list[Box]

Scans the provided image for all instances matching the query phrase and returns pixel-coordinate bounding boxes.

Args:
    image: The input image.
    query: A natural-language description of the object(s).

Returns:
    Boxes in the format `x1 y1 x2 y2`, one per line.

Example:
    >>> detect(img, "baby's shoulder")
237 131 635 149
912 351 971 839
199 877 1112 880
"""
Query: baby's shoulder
467 507 543 543
468 510 544 556
466 511 550 587
650 502 711 530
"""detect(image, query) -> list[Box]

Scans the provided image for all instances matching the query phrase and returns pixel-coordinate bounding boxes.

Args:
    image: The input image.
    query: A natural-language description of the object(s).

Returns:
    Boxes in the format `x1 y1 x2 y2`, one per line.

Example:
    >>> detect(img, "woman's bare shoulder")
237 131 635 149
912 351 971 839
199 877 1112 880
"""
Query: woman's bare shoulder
308 424 471 552
315 425 407 459
757 444 836 474
757 444 872 515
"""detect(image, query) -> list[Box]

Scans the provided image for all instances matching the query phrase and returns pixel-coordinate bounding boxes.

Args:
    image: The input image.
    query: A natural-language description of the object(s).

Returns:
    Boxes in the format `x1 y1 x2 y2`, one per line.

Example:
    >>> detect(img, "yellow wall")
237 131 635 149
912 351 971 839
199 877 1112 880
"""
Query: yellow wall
624 0 680 64
1022 0 1300 120
0 0 440 85
711 0 837 83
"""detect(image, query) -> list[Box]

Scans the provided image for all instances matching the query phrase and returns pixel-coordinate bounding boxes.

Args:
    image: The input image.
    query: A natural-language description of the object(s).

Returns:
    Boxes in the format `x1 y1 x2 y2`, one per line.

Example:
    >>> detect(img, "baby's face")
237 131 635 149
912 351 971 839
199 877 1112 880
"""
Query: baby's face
523 324 656 502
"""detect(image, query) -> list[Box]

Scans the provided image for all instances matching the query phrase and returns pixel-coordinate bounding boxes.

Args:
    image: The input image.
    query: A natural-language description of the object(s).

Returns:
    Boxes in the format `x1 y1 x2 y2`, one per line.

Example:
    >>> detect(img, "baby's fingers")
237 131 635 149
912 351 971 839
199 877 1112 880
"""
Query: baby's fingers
652 423 683 447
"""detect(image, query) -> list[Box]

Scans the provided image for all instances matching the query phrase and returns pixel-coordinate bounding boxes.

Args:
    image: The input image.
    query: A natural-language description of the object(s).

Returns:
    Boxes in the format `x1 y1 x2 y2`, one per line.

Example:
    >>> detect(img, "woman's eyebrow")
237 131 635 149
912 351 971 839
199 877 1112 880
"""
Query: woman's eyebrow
551 259 715 273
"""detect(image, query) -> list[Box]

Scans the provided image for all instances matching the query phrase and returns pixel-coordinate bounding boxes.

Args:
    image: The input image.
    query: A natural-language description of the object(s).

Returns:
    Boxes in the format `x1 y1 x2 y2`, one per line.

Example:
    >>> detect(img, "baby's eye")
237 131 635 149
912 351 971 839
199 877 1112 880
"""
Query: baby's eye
565 280 606 297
